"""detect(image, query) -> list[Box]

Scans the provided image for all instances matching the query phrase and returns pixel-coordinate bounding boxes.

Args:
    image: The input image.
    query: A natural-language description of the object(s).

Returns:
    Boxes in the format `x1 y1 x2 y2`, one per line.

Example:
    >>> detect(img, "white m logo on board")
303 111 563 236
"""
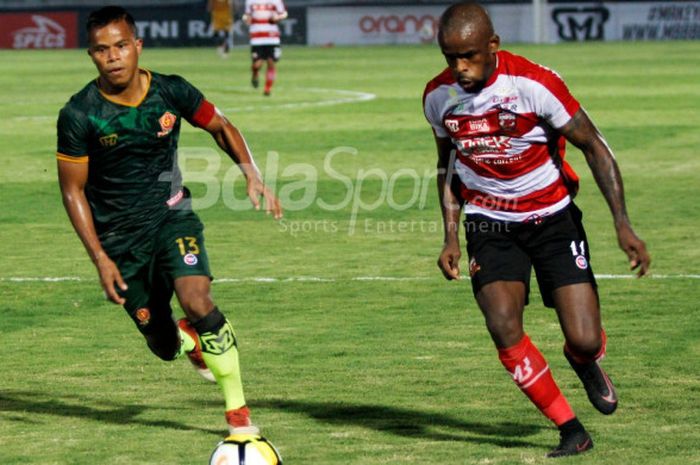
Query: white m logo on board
552 7 610 41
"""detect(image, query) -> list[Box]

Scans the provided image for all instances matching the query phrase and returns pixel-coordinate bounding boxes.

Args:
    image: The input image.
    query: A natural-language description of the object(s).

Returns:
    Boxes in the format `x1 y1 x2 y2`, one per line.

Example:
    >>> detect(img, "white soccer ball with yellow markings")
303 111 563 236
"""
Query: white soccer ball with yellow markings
209 434 282 465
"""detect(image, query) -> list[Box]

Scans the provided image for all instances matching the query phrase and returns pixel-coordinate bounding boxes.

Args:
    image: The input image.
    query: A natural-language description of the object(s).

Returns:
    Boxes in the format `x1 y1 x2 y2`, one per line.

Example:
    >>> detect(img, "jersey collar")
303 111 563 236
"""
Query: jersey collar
96 68 152 108
483 53 501 90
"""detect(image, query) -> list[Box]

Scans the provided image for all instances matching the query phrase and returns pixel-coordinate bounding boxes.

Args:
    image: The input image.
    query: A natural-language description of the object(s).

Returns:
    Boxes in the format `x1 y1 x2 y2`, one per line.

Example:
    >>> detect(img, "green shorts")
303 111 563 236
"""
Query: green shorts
114 209 211 332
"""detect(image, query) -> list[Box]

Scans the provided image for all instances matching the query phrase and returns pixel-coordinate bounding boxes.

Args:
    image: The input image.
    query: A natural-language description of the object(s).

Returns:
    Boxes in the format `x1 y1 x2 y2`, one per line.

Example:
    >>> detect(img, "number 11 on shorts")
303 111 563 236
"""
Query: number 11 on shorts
570 240 589 270
569 240 585 257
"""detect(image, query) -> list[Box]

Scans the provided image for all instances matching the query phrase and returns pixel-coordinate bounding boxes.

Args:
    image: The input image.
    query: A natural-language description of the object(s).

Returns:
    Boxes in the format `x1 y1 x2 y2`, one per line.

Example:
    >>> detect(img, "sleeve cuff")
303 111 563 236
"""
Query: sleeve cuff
56 153 89 163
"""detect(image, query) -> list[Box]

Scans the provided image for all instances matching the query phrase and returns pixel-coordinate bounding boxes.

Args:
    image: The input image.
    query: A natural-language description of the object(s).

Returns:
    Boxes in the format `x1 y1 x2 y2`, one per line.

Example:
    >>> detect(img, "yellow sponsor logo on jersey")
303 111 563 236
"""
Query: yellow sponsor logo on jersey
99 133 118 147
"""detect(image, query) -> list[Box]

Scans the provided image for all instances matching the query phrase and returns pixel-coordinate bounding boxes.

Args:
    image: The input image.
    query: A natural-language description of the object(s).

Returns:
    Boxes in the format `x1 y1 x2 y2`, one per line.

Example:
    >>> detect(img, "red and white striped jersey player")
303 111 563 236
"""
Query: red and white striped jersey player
425 2 650 459
243 0 287 96
425 49 581 223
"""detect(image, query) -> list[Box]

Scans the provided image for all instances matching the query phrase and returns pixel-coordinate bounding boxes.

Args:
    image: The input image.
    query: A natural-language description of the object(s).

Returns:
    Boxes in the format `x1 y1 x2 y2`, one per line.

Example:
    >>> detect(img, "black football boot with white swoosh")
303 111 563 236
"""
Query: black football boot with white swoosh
565 349 619 415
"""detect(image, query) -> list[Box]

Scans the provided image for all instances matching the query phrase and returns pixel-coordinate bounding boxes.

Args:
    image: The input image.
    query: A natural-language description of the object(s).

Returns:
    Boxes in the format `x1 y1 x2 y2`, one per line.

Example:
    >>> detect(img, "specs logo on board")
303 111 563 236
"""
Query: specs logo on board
12 15 66 48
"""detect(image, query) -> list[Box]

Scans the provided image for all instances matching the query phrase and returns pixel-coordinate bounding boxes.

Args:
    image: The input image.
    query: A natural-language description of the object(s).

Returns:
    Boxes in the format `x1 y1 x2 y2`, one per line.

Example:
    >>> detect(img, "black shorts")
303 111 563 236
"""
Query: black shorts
251 45 281 62
114 209 212 333
465 203 597 308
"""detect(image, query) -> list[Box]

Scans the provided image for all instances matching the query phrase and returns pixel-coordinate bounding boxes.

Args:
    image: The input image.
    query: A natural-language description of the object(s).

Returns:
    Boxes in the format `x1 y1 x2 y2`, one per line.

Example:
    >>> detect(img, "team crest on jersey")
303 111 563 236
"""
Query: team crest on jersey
157 111 177 137
184 253 198 266
498 111 517 131
575 255 588 270
445 119 459 132
99 133 118 147
135 308 151 326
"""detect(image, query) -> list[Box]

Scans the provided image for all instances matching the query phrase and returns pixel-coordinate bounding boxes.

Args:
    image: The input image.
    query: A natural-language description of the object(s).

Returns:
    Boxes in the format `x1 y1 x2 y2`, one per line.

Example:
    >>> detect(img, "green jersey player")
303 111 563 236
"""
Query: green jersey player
56 6 282 435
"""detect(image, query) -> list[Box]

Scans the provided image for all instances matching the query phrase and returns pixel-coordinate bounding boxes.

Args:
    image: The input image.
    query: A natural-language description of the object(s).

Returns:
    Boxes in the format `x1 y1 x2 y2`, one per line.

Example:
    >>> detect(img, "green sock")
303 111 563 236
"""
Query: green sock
177 326 196 358
198 315 247 411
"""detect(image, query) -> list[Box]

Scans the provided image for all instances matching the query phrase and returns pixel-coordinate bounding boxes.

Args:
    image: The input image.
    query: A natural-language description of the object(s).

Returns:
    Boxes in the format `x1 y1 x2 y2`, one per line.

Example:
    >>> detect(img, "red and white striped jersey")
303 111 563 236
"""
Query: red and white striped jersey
245 0 287 46
424 50 581 223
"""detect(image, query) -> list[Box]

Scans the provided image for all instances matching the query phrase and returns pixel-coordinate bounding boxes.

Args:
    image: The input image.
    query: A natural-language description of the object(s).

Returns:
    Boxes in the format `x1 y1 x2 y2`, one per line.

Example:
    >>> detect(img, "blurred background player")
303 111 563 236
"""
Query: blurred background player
56 6 282 436
243 0 287 96
208 0 235 58
424 2 650 458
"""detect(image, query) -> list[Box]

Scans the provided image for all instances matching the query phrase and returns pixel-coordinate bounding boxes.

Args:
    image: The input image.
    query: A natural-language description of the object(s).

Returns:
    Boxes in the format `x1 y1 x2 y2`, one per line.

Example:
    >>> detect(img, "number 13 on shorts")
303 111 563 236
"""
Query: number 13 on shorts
175 236 200 255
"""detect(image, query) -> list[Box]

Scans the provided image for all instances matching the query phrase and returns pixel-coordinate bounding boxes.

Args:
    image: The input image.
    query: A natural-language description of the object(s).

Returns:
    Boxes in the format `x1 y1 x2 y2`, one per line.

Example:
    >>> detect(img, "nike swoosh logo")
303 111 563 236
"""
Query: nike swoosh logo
577 438 592 452
600 367 618 403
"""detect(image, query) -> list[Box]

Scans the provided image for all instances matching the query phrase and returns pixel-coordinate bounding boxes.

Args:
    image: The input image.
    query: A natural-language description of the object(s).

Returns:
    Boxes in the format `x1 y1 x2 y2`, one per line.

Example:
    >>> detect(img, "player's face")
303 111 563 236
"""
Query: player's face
439 28 499 92
88 20 142 90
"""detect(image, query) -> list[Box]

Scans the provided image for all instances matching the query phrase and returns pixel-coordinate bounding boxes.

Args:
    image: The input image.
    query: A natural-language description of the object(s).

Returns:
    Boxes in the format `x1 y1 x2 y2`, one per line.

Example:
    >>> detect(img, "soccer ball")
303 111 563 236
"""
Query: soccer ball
209 434 282 465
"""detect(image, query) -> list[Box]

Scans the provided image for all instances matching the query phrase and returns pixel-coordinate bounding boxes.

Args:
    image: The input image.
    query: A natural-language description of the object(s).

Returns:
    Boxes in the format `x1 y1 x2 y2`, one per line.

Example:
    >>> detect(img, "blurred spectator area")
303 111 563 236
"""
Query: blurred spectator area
0 0 535 9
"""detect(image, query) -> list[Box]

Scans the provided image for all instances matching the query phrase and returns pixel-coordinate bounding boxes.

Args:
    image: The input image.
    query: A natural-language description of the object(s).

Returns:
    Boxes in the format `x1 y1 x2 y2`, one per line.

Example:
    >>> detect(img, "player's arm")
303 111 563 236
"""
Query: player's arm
271 10 287 23
57 159 127 303
202 109 283 219
242 1 251 25
559 108 651 277
435 134 464 280
271 13 287 23
270 0 288 23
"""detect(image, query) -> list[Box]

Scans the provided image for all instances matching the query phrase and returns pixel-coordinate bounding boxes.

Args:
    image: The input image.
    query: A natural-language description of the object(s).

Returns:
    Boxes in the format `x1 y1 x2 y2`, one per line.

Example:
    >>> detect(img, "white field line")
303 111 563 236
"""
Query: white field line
11 115 54 122
10 87 377 122
220 87 376 113
2 274 699 283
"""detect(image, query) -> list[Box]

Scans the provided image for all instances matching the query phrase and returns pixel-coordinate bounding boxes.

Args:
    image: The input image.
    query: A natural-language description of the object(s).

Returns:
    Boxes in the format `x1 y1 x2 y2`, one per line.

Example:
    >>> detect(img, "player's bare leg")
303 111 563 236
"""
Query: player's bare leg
251 59 263 89
263 58 276 96
553 283 618 415
217 30 230 58
175 275 258 434
476 281 526 348
476 281 591 457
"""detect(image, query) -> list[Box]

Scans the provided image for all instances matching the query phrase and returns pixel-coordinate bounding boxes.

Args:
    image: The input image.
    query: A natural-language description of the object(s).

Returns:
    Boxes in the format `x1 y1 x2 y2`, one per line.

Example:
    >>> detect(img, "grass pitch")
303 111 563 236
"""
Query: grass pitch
1 41 699 464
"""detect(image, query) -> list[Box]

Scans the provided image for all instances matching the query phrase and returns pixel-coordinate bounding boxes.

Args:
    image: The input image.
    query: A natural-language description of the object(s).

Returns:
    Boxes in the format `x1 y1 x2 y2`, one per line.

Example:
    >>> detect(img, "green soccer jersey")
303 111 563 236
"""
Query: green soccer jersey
57 70 208 256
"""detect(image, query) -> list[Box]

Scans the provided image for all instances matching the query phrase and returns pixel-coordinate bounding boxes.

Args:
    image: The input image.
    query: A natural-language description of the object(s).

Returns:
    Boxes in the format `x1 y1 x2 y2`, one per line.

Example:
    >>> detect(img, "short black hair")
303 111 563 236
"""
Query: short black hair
439 2 494 39
86 6 137 36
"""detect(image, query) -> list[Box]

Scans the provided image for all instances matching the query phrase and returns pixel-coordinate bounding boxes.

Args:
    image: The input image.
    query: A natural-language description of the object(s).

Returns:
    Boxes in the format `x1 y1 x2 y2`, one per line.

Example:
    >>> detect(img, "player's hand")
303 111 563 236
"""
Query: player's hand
94 254 127 304
247 177 283 220
616 223 651 277
437 240 462 280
